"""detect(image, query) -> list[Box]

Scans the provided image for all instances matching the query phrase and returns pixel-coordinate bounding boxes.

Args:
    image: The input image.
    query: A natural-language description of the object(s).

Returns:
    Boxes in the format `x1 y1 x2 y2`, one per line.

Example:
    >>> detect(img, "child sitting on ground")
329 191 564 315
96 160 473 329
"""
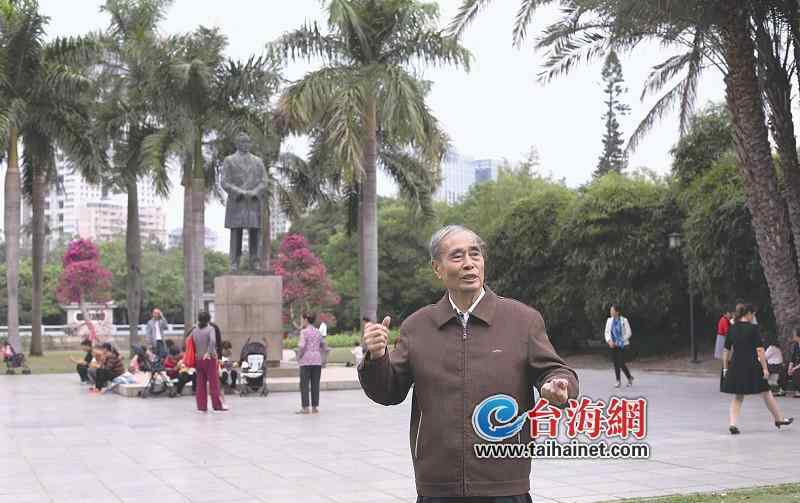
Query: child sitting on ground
219 341 239 393
348 341 364 368
69 339 93 384
765 333 786 396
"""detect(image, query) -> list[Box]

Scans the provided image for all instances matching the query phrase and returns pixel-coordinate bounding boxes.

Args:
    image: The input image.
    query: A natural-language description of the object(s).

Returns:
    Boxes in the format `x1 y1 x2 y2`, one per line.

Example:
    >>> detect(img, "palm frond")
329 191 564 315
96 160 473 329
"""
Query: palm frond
378 146 435 220
141 126 183 176
383 30 472 70
279 65 352 130
626 77 686 154
512 0 557 47
447 0 495 38
328 0 372 60
268 23 345 63
43 34 99 69
20 126 56 201
536 23 610 83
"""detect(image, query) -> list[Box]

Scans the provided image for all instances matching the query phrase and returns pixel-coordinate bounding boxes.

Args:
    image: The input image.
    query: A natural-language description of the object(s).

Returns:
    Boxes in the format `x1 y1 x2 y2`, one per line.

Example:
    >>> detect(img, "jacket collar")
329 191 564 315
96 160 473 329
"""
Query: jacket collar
434 286 497 328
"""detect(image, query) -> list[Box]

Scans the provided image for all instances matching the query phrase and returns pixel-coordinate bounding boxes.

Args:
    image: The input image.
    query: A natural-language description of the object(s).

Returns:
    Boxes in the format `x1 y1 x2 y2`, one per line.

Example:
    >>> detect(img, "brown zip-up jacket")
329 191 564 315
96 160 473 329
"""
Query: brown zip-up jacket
358 288 579 497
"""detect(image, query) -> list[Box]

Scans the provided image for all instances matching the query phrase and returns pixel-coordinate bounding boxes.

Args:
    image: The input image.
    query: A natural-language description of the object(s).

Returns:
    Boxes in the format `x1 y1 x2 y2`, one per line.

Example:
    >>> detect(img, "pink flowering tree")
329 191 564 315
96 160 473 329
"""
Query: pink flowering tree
56 239 113 338
273 234 340 333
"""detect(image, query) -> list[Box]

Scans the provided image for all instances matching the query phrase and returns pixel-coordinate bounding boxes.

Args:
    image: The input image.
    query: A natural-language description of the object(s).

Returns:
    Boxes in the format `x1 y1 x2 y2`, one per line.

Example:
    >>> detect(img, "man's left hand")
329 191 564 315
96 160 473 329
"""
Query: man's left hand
541 377 570 405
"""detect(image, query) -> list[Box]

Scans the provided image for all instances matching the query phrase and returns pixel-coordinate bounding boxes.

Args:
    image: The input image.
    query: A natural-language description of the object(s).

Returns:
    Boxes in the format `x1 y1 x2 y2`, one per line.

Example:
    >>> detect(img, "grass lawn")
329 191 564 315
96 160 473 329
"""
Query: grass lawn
610 484 800 502
9 351 86 375
4 348 359 375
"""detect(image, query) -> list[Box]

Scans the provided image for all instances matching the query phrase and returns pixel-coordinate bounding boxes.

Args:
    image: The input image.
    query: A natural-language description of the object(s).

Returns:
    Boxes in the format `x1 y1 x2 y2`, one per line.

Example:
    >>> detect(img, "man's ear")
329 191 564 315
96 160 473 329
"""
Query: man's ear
431 260 442 280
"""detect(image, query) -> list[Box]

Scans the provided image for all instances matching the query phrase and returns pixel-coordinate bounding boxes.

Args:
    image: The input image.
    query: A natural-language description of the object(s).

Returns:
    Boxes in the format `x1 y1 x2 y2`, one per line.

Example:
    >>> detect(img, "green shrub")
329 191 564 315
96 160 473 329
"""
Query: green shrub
283 330 400 349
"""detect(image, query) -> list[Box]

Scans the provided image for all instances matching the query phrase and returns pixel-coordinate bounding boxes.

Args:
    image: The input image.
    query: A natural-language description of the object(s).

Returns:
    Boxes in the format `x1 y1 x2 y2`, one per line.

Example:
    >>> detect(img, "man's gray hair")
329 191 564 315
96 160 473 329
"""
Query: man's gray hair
429 225 486 261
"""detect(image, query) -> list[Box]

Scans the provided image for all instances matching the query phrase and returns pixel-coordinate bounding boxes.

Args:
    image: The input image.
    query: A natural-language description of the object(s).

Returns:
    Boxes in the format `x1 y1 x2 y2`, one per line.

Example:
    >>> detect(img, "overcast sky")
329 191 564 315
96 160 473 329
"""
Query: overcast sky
5 0 726 248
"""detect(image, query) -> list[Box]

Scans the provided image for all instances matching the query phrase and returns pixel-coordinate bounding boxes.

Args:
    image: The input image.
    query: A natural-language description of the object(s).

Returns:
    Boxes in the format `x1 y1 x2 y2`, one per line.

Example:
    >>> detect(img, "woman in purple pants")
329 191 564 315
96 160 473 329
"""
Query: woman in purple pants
193 311 227 413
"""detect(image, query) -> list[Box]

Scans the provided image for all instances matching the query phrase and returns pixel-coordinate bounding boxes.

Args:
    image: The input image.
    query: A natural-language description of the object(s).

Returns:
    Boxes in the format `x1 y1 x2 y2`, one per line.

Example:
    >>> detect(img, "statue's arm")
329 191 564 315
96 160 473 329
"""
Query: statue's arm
221 159 247 197
251 159 268 198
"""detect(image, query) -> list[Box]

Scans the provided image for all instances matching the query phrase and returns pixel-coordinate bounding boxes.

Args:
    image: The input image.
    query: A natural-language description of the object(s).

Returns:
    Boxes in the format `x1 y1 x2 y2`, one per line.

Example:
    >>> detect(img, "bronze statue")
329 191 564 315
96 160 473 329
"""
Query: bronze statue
221 133 267 272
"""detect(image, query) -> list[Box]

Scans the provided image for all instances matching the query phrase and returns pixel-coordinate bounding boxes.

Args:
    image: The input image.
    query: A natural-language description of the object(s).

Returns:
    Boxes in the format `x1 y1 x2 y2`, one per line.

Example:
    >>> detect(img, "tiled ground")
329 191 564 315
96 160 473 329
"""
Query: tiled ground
1 368 798 502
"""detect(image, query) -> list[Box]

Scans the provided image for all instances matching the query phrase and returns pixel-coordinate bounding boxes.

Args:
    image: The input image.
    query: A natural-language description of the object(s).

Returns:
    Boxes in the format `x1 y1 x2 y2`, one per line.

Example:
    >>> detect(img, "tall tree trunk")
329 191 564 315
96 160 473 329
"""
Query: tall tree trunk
721 3 800 351
4 128 21 352
126 176 143 350
29 167 46 356
189 127 205 326
359 94 379 323
182 156 193 328
357 183 367 324
261 191 271 273
754 6 800 280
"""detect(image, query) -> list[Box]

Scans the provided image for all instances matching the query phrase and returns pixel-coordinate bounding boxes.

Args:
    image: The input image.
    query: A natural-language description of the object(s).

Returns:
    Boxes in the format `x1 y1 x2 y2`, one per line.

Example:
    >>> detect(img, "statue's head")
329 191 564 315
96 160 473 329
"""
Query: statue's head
235 133 252 154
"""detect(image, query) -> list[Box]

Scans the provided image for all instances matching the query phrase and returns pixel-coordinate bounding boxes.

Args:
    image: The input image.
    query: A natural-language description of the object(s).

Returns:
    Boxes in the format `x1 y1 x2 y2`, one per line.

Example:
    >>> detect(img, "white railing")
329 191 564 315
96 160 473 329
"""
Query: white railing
0 324 186 338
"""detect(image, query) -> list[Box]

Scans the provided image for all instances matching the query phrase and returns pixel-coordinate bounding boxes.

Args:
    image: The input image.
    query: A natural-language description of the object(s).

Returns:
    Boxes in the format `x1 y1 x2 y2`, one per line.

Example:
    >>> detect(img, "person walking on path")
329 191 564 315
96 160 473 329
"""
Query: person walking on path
145 308 169 358
192 311 226 413
604 304 634 388
360 225 578 501
715 309 733 360
722 304 792 434
296 312 326 414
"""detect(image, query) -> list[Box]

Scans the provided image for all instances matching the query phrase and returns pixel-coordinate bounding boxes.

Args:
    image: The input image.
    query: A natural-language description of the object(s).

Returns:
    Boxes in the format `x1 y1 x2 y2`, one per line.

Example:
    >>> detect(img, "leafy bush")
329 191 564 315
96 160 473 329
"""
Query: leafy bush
283 330 400 349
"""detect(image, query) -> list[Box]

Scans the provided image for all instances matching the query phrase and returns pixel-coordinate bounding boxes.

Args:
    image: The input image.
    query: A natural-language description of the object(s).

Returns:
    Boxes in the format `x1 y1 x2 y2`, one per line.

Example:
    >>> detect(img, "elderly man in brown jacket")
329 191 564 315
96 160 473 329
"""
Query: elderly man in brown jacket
360 225 579 502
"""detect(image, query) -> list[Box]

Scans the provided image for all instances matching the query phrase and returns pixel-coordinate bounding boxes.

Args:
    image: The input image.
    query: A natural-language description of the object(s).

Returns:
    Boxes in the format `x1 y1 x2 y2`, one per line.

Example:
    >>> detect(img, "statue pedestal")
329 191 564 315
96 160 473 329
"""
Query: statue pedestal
213 275 283 367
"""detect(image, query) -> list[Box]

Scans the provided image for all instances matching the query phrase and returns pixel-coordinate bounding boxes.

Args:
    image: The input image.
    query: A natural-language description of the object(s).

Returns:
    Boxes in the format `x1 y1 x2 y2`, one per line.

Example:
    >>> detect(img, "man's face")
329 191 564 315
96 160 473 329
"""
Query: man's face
432 231 485 295
152 310 160 319
236 136 251 154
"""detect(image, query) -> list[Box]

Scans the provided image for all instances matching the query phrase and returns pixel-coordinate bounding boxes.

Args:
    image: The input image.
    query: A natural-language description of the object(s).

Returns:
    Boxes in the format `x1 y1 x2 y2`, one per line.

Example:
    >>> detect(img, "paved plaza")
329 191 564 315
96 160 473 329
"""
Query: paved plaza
1 367 798 503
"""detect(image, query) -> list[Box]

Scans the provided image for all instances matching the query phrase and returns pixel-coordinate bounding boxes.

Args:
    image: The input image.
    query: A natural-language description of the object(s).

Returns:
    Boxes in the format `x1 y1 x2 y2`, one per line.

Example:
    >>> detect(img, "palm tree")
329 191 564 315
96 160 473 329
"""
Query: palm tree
450 0 800 348
271 0 470 321
0 0 106 355
95 0 172 349
145 27 281 326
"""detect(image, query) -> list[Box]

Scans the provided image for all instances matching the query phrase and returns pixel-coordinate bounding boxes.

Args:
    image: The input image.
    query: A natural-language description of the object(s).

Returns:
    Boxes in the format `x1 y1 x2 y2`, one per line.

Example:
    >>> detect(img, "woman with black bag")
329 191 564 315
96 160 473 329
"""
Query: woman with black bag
722 303 793 434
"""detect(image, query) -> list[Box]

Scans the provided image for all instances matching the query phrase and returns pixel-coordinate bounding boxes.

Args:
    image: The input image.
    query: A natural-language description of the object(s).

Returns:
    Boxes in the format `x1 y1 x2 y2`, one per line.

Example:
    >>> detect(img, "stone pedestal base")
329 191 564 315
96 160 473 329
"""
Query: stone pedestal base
213 275 283 367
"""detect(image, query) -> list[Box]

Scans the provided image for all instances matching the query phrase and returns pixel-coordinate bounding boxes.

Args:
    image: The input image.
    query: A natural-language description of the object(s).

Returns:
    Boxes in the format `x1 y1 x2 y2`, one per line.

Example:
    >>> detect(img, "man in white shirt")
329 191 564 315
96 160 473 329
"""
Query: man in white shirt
145 308 169 358
318 320 327 338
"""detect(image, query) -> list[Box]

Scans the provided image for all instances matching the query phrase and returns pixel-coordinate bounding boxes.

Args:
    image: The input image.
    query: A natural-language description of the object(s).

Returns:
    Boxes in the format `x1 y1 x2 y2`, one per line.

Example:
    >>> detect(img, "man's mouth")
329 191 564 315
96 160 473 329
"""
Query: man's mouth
462 275 478 281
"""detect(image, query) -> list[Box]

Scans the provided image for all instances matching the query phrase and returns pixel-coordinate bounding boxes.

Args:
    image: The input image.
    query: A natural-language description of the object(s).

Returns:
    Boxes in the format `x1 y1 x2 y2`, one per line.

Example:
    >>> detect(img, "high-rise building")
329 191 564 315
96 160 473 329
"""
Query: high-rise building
373 153 501 205
27 158 168 250
168 227 219 250
433 154 501 205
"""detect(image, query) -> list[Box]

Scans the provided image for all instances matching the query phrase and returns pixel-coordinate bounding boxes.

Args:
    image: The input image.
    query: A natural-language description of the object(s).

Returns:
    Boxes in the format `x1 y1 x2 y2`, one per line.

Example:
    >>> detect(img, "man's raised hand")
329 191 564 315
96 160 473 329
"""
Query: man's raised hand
540 377 570 406
363 316 391 360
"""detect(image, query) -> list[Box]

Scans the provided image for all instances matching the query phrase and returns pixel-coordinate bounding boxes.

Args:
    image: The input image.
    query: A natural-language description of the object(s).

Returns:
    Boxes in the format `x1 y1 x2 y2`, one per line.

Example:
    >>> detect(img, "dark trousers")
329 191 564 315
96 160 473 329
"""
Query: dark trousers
779 367 800 390
299 365 322 408
416 495 532 503
77 364 89 382
95 368 113 390
612 347 632 381
230 227 260 270
176 372 195 394
221 370 238 389
154 340 167 359
195 358 223 411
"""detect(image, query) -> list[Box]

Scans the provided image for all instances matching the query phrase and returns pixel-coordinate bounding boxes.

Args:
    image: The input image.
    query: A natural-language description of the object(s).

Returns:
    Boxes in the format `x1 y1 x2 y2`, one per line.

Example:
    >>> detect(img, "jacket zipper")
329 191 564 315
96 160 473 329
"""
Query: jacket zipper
461 315 468 497
414 411 423 460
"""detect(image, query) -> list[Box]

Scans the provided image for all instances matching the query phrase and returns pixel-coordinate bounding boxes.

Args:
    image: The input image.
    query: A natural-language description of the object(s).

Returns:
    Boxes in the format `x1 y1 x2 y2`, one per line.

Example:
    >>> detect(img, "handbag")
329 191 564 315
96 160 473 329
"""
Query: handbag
184 332 196 368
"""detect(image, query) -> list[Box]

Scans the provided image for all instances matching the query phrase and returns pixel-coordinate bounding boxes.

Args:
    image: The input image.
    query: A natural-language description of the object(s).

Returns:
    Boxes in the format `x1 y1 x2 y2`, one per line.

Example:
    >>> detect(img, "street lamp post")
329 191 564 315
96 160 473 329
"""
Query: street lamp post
669 232 699 363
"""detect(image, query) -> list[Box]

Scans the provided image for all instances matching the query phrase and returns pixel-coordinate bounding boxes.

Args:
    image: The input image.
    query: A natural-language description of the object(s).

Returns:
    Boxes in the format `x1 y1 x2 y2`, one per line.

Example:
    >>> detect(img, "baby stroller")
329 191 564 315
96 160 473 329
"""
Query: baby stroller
2 341 31 375
238 339 269 396
131 345 176 398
